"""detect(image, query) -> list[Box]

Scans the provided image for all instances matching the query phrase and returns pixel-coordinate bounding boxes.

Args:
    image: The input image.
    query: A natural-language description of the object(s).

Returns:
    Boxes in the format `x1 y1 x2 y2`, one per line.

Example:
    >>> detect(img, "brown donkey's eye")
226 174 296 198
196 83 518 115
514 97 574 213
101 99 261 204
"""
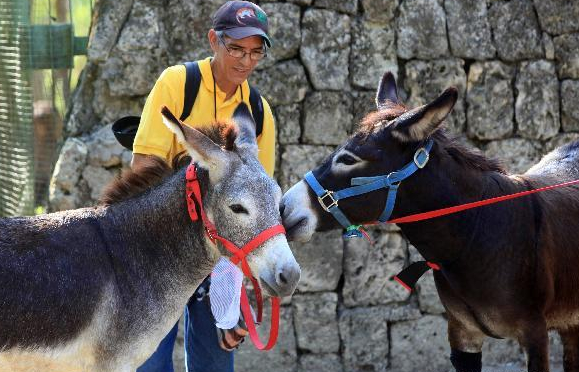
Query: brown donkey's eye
337 154 358 165
229 204 249 214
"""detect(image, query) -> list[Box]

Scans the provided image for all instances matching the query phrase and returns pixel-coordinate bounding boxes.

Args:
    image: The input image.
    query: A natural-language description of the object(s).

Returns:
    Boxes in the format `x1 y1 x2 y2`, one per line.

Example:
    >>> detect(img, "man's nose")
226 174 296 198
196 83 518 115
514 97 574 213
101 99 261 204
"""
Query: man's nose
239 53 252 66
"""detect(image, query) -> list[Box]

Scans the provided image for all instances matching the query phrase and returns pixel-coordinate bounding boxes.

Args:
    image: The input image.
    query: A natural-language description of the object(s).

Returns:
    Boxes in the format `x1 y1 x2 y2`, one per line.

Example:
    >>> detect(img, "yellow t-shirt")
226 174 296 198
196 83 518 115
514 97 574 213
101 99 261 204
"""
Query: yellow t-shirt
133 57 276 176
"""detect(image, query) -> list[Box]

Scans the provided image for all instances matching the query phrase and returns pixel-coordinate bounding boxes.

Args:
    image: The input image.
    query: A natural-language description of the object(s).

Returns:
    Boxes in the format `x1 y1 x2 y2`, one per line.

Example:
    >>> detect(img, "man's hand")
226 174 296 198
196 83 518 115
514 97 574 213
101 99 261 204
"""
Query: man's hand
218 324 249 351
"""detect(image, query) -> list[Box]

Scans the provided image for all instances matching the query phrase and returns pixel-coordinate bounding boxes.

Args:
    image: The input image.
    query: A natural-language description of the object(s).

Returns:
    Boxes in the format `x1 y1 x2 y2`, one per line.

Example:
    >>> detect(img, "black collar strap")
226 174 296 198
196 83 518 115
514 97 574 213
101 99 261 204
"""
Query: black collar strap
392 261 440 292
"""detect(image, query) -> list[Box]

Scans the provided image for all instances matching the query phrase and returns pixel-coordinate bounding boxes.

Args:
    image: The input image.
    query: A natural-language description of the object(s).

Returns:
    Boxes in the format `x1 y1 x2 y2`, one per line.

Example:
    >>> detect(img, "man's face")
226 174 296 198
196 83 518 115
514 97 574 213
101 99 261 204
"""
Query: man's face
211 31 264 87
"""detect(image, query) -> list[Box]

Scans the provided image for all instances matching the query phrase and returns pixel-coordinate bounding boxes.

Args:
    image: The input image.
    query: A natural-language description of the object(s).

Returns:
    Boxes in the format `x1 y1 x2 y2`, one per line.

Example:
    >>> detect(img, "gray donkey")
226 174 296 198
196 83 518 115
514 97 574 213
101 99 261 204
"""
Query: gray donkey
0 104 300 372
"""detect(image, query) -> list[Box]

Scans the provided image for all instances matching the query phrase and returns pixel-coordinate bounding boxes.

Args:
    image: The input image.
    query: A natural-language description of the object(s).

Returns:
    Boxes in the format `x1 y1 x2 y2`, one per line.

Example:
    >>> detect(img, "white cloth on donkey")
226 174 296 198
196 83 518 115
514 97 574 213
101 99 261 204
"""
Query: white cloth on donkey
209 257 244 329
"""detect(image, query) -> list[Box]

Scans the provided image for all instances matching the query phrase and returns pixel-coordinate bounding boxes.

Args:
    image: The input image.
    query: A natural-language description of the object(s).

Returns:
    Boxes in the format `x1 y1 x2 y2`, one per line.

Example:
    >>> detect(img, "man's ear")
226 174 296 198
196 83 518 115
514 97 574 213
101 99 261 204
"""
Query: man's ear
208 29 219 53
160 106 227 181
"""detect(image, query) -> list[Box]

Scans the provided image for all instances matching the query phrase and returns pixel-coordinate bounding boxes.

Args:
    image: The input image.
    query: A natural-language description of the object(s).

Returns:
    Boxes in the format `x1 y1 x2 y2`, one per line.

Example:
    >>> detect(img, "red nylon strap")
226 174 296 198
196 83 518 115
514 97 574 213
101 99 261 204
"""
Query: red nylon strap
185 164 284 349
241 286 280 350
185 165 219 242
186 165 200 222
247 274 263 324
212 224 286 325
225 225 287 266
427 261 441 270
385 178 579 224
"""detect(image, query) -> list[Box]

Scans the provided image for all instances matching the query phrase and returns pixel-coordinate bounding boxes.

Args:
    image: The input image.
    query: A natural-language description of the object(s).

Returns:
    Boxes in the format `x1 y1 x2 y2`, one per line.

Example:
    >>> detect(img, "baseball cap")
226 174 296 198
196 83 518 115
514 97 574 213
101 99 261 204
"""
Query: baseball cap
212 1 271 48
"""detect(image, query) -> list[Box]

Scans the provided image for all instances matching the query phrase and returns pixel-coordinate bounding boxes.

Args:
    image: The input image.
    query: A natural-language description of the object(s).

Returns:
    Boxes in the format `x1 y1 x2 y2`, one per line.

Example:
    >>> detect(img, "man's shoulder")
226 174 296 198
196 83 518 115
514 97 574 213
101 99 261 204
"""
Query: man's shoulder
157 60 207 92
160 64 187 81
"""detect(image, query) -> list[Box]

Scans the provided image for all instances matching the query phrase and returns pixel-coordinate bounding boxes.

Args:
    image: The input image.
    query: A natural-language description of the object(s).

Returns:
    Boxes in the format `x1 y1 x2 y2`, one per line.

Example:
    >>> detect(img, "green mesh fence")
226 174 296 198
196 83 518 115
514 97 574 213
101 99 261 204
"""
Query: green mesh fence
0 0 35 217
0 0 90 217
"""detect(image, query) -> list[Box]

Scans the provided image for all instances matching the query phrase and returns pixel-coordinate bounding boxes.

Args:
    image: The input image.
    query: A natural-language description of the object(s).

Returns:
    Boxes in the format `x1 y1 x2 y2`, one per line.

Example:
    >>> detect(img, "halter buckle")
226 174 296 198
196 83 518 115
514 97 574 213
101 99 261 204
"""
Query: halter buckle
413 147 430 169
206 227 217 241
318 190 338 212
186 164 198 181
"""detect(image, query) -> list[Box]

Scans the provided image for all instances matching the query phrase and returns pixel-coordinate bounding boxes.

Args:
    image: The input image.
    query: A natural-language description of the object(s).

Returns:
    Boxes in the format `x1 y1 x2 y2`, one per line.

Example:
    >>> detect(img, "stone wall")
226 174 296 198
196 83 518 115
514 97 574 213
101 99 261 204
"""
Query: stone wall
49 0 579 370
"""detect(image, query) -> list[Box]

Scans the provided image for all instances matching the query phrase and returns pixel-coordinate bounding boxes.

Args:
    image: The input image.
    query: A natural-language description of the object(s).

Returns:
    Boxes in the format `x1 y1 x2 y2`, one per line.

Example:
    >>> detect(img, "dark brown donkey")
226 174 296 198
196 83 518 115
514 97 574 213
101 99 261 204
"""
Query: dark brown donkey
281 72 579 372
0 104 300 372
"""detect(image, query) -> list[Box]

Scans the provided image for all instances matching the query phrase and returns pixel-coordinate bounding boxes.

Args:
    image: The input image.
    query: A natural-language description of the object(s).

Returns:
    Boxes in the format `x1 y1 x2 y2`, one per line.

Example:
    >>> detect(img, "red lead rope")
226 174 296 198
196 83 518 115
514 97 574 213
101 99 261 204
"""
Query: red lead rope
384 178 579 224
186 164 284 350
379 178 579 292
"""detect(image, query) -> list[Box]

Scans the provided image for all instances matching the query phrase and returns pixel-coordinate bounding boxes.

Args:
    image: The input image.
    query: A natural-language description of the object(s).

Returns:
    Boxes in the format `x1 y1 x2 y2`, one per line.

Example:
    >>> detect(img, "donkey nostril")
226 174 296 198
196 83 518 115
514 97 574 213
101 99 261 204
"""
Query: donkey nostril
276 264 301 291
278 271 288 285
272 264 301 296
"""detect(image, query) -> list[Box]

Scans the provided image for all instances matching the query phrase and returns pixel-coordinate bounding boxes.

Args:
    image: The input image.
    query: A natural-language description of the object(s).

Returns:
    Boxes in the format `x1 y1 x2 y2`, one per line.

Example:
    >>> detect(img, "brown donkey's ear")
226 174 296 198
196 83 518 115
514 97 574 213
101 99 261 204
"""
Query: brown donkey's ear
161 106 227 180
376 71 399 110
391 87 458 143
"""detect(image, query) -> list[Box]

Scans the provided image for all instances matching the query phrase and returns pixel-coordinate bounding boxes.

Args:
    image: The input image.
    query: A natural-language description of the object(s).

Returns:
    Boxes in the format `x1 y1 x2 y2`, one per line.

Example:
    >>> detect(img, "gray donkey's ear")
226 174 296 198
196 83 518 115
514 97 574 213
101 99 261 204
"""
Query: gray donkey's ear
376 71 399 110
391 87 458 143
233 103 258 155
161 106 227 181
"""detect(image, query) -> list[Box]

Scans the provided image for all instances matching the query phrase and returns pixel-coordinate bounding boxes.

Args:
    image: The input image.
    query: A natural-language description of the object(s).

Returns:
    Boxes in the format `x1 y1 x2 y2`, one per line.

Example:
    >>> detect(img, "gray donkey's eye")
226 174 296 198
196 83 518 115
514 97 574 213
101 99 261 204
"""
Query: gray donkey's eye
229 204 249 214
336 154 358 165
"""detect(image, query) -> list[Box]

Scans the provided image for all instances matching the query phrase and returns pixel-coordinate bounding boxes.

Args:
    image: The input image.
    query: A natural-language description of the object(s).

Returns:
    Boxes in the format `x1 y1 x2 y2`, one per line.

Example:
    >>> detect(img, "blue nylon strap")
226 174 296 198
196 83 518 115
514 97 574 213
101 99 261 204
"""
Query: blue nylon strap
303 139 433 234
327 205 354 229
378 184 399 222
304 171 326 197
350 140 433 188
334 178 390 200
349 140 432 223
304 171 355 229
350 175 386 185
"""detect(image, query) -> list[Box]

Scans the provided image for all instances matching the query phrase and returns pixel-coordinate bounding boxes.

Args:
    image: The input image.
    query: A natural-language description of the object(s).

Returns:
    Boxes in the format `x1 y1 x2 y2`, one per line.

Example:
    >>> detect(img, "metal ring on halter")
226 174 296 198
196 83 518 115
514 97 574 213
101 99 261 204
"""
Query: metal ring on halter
386 172 401 187
413 147 430 169
318 190 338 212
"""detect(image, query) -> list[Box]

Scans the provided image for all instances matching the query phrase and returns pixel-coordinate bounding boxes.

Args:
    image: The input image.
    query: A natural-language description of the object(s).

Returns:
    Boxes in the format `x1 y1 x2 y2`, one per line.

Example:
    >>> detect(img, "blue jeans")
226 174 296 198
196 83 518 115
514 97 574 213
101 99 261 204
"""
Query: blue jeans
137 280 234 372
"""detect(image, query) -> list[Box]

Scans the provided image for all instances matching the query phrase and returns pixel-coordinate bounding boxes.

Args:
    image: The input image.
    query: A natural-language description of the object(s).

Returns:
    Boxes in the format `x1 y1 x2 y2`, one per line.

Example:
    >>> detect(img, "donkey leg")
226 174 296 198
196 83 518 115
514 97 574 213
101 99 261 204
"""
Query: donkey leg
434 273 485 372
559 327 579 372
520 321 550 372
448 314 485 372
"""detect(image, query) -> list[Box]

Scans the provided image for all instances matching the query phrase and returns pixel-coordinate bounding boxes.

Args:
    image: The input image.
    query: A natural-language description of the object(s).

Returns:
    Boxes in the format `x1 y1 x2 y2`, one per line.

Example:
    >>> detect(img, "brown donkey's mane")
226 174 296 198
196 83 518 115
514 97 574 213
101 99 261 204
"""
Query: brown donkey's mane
357 104 408 136
100 119 239 206
358 105 506 174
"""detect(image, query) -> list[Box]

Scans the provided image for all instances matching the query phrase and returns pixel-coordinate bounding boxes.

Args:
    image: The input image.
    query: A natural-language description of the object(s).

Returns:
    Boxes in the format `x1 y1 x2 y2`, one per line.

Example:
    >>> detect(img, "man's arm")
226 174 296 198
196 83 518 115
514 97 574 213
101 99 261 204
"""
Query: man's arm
133 66 186 164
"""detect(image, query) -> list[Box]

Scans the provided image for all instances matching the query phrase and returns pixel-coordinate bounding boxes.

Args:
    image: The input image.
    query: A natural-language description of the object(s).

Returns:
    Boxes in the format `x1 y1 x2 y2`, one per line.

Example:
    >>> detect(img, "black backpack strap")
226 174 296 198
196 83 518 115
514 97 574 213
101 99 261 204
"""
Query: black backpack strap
181 62 263 137
249 85 264 137
181 61 202 121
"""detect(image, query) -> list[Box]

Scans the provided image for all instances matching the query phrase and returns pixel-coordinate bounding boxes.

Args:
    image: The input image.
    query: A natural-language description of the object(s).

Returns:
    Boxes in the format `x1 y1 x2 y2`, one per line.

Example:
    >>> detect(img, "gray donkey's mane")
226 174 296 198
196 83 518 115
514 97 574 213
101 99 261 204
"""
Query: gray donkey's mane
101 119 239 206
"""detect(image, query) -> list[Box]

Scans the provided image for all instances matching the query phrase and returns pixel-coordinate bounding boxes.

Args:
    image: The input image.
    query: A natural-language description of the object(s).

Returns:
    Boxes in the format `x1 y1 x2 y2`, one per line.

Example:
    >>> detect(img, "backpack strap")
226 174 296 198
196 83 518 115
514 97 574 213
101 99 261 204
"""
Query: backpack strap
249 85 264 137
182 60 264 137
181 61 201 121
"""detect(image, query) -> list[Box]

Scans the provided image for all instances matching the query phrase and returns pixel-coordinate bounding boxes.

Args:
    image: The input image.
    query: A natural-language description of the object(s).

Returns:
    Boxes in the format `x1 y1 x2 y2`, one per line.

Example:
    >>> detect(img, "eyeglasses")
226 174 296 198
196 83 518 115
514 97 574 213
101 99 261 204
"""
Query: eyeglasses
217 33 267 61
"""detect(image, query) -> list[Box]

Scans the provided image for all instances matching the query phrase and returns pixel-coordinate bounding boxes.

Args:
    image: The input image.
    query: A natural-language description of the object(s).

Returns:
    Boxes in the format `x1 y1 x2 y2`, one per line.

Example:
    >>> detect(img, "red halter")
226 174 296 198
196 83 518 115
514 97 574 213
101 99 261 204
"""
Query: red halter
185 164 284 350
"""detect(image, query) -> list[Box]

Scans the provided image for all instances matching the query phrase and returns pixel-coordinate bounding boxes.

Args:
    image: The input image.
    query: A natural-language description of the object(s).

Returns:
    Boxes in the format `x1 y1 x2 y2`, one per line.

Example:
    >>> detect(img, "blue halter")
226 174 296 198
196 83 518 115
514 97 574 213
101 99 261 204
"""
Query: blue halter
304 140 433 238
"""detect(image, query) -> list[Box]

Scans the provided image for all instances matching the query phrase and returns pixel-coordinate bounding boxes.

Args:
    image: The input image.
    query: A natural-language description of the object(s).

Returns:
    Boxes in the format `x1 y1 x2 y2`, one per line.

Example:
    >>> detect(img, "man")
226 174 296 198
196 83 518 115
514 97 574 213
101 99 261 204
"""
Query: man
134 2 275 371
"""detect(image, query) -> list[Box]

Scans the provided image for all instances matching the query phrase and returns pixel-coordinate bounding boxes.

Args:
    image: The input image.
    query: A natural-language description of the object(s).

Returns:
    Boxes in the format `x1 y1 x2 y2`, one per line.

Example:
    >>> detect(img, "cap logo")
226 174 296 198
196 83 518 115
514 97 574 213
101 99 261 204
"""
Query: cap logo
236 7 256 25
